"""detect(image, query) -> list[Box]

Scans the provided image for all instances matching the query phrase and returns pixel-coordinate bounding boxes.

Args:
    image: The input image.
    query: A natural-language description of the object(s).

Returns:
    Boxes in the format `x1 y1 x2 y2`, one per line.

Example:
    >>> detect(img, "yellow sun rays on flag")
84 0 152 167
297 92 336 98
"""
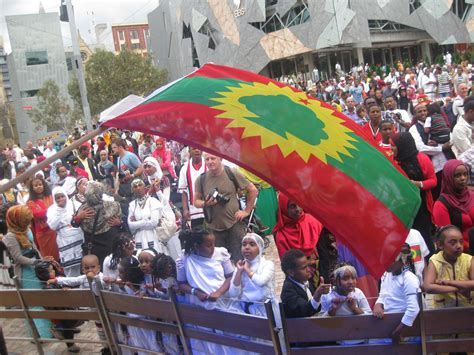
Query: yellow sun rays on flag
210 81 358 163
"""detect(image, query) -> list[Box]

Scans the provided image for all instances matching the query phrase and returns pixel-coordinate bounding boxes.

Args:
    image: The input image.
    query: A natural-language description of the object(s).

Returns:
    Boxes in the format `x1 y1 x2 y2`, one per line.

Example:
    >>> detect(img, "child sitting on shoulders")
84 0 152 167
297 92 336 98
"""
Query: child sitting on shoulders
280 249 331 318
423 225 474 308
423 102 451 144
373 243 420 344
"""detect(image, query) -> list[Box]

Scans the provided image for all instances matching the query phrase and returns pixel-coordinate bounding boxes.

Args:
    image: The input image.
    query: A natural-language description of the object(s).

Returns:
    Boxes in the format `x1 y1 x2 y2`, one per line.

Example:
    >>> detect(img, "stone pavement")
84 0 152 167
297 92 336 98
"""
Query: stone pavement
2 235 285 354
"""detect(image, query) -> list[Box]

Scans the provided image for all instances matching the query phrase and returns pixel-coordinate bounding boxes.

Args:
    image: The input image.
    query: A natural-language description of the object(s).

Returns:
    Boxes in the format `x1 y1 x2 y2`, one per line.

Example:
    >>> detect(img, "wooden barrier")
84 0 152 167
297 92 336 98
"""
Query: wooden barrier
2 287 474 355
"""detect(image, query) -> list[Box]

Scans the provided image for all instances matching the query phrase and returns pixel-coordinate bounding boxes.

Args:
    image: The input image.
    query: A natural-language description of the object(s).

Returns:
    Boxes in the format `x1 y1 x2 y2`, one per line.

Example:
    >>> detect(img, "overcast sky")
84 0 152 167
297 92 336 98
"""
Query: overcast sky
0 0 159 52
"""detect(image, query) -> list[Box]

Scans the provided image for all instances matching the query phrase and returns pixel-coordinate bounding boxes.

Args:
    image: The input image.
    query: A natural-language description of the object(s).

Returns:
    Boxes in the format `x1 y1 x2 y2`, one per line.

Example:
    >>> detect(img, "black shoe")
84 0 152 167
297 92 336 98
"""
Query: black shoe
100 347 111 355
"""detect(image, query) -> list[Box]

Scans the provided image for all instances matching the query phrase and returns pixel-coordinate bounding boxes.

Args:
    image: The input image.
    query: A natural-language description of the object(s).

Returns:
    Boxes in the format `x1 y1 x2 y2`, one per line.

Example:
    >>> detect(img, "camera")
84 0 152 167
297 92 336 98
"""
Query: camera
207 188 230 203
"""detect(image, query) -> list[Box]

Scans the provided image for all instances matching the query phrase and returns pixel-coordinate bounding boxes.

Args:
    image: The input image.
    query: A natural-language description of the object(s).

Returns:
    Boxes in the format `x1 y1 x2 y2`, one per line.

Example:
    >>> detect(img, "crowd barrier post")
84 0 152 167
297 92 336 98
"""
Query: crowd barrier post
418 291 427 355
12 276 44 355
168 288 191 355
264 300 283 355
88 278 119 354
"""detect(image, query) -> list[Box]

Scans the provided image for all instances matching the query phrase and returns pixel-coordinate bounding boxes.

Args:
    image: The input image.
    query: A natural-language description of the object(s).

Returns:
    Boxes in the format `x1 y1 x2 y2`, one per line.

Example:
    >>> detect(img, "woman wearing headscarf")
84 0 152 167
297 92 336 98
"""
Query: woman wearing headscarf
3 205 53 338
152 137 177 180
229 233 280 326
47 186 84 276
143 157 181 259
26 176 59 261
433 160 474 252
72 181 122 267
127 178 162 251
392 132 437 255
70 177 88 211
273 192 323 260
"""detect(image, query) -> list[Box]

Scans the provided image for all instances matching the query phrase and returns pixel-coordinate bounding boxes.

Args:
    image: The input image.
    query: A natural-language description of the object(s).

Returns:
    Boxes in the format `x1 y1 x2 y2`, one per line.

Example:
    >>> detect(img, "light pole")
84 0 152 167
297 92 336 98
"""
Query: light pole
64 0 93 131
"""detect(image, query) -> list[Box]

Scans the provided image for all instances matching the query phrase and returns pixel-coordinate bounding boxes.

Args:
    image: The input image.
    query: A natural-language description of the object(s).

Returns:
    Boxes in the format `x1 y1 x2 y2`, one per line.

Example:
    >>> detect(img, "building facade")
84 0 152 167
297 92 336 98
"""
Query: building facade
6 12 71 146
111 23 150 56
0 36 17 144
148 0 473 81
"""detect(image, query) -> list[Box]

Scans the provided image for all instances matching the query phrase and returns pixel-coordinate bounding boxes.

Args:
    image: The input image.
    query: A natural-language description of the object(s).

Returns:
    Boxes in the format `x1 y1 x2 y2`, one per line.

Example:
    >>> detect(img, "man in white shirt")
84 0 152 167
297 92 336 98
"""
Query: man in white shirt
178 147 206 228
409 104 453 200
420 68 437 102
452 96 474 157
452 83 469 120
383 96 411 132
42 141 56 159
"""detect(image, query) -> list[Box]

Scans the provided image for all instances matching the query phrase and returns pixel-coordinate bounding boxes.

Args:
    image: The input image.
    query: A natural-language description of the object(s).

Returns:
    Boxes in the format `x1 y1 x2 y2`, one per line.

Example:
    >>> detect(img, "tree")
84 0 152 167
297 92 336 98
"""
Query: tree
69 49 168 117
28 80 79 135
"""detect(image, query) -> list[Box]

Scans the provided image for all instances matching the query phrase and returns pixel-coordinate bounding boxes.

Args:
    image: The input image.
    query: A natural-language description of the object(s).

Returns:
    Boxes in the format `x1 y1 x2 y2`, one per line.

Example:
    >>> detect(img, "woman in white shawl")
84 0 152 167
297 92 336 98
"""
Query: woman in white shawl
128 178 163 252
47 186 84 277
143 157 181 260
229 233 281 327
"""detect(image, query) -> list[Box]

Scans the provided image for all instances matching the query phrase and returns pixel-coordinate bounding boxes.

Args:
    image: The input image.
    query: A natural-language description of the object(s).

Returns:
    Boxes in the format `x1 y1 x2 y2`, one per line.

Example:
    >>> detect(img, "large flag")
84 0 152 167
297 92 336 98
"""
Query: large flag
102 63 420 278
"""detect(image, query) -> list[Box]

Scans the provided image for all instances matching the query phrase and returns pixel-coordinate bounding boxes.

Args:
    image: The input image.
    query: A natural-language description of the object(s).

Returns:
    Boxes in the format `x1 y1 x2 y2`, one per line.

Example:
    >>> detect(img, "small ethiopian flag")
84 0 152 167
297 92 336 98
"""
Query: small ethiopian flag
102 63 421 278
411 244 422 263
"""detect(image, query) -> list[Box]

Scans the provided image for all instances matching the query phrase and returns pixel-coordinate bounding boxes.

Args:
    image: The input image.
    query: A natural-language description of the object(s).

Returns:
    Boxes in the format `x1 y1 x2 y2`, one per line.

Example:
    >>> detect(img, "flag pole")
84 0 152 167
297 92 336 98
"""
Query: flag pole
0 127 106 194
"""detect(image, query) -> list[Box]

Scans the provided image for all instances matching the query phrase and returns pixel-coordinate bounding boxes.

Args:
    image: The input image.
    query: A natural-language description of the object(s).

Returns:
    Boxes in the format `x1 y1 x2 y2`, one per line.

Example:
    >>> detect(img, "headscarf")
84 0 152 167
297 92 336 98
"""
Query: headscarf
272 192 323 258
81 181 121 235
6 205 33 249
0 179 17 204
153 137 167 162
440 160 474 213
47 186 74 231
242 233 265 266
73 177 88 203
391 132 424 181
144 156 163 182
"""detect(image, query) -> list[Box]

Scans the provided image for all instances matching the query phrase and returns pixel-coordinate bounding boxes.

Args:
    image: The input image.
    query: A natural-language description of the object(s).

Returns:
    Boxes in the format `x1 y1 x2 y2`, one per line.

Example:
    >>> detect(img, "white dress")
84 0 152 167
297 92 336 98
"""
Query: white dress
177 248 241 355
47 186 84 277
128 196 162 251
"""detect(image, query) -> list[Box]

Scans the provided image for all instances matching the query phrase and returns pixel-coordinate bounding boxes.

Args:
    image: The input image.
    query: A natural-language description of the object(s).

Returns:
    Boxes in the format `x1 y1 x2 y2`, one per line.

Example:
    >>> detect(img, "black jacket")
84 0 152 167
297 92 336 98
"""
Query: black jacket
281 277 320 318
76 156 98 180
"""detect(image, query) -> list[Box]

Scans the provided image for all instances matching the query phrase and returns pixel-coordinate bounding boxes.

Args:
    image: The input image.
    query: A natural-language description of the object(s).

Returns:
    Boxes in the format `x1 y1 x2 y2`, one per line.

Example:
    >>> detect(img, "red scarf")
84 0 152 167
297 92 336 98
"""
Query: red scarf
272 192 323 258
441 160 474 213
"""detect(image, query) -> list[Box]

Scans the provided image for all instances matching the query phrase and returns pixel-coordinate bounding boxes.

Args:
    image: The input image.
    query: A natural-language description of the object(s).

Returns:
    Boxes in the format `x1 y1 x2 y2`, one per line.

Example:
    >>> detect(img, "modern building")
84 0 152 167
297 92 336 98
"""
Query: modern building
148 0 473 81
6 11 71 145
0 36 17 144
111 23 150 56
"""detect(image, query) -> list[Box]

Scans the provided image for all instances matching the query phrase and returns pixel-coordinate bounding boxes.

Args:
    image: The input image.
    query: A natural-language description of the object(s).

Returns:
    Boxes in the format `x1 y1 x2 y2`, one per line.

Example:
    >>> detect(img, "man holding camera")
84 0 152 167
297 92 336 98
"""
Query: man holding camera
194 153 257 262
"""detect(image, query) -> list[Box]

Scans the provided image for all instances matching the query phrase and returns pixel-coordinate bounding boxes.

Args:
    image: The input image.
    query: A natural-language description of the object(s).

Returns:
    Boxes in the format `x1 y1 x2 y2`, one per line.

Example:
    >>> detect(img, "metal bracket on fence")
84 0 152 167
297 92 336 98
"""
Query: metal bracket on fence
13 276 44 355
168 287 191 355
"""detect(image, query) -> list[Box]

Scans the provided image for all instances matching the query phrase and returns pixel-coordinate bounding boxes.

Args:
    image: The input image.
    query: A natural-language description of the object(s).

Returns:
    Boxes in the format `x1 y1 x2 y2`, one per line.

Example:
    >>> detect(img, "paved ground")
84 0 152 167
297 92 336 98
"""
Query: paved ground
2 235 284 354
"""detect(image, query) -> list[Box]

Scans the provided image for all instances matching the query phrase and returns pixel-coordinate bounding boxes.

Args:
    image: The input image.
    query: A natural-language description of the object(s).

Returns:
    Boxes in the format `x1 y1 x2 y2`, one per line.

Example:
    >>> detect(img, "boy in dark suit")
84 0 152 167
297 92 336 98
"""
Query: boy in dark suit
281 249 331 318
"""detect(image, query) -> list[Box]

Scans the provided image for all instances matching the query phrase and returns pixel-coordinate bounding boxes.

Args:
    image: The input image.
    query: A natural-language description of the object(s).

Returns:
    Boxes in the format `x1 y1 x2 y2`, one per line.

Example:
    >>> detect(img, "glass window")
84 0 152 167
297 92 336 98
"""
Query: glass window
120 43 126 51
118 31 124 40
130 30 139 40
131 43 140 50
25 51 48 66
66 58 73 71
20 89 39 98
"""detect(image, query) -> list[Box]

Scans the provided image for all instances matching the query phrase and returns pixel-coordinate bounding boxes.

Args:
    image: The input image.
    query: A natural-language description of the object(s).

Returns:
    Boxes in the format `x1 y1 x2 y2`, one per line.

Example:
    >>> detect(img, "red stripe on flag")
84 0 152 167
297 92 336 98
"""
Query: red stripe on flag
103 100 409 277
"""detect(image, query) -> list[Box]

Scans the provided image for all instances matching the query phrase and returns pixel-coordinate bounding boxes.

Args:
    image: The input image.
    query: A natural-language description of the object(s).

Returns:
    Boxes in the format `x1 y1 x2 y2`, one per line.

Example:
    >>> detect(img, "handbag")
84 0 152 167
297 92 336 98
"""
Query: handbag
155 204 178 243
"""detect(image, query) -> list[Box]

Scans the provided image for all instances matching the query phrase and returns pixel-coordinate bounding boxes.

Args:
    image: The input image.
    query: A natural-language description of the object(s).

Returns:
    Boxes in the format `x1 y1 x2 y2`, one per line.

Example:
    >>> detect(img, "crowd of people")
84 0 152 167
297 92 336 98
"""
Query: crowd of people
0 58 473 354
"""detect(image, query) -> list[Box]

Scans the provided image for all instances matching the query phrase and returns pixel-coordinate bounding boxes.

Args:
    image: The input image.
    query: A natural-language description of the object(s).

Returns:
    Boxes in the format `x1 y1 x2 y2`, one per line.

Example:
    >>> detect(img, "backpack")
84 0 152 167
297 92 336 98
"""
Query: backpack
199 165 240 197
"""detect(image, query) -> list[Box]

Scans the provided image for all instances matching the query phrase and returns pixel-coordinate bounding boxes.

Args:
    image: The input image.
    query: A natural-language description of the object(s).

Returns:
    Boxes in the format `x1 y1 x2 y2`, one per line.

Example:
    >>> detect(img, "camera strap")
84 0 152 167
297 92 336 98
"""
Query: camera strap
199 166 240 197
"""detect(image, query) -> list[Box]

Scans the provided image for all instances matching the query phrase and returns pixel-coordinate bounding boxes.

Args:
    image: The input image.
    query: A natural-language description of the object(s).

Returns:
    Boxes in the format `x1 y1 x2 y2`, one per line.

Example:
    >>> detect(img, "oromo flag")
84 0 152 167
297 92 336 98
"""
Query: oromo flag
102 63 421 278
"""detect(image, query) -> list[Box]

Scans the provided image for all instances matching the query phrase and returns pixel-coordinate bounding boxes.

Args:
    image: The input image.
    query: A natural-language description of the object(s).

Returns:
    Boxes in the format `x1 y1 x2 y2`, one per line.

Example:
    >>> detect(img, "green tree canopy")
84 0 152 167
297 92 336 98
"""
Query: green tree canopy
69 49 168 116
28 80 80 135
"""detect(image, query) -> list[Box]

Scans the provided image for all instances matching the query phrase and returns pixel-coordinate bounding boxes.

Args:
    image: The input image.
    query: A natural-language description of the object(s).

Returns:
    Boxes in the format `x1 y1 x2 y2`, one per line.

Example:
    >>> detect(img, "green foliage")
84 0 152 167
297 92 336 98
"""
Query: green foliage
453 52 462 64
434 54 444 65
27 80 78 135
69 49 168 116
462 51 473 63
